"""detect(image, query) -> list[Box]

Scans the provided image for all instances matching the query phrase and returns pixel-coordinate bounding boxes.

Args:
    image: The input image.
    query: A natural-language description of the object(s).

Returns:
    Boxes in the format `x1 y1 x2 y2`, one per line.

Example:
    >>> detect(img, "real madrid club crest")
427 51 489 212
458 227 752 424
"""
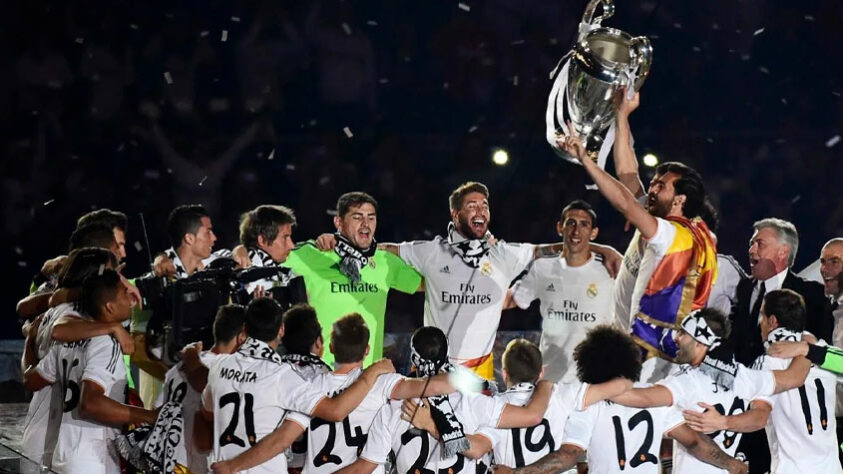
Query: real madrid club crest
368 258 376 269
480 260 493 276
586 282 598 298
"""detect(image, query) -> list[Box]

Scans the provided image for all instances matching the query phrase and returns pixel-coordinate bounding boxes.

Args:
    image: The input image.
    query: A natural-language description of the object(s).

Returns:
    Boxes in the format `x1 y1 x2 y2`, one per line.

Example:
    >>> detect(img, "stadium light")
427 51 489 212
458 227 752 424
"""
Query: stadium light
492 148 509 166
643 153 659 167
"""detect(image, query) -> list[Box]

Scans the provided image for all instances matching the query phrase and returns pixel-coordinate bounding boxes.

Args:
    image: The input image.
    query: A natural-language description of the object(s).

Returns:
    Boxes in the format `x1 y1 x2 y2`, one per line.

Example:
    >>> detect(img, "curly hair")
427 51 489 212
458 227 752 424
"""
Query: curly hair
574 325 642 384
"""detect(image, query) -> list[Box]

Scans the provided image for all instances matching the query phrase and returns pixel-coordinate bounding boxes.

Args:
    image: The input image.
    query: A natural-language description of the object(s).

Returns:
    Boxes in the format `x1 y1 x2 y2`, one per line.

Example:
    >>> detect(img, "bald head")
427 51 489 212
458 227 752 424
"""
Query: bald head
820 238 843 298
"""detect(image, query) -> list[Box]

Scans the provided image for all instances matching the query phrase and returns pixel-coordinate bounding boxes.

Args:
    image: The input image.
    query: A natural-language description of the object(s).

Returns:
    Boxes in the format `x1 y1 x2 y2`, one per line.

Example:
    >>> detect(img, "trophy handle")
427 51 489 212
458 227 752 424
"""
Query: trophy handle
629 36 653 90
581 0 614 26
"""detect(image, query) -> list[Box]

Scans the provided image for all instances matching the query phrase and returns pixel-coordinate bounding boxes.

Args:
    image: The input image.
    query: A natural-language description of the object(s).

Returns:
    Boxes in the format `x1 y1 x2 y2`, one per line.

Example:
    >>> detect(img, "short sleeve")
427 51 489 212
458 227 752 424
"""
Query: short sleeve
734 364 776 402
661 405 687 437
384 251 423 294
286 411 311 430
655 370 693 408
199 351 219 368
360 403 398 465
561 406 597 449
82 337 122 391
465 392 505 429
35 347 58 384
643 218 677 256
501 243 535 277
278 369 327 416
511 263 539 309
377 373 404 401
474 426 502 451
201 383 213 411
398 240 437 274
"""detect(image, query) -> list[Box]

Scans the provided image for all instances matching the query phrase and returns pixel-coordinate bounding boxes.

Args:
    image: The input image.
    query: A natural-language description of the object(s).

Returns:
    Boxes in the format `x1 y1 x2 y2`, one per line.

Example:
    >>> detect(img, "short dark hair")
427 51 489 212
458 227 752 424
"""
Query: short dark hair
239 205 297 249
337 192 378 218
58 247 119 288
69 224 117 252
331 313 370 364
410 326 449 363
167 205 209 249
561 199 597 227
449 182 489 211
692 307 731 339
655 162 706 219
282 304 322 356
80 269 122 320
575 325 642 384
502 338 543 384
763 289 806 332
214 304 246 345
77 209 128 233
244 297 284 342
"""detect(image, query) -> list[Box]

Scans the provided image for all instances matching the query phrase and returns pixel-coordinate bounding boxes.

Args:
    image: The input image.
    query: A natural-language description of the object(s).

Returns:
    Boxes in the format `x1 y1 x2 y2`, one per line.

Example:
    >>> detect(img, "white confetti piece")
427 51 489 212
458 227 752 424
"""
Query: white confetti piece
468 125 478 133
649 34 659 39
231 16 241 22
98 264 105 275
267 148 275 160
781 98 787 104
378 78 389 84
342 23 352 35
130 24 139 30
443 82 449 89
200 30 209 37
753 28 765 36
791 195 801 203
75 37 84 44
826 135 841 148
712 23 720 30
673 22 682 29
167 168 173 174
367 20 378 26
458 3 470 12
221 30 228 42
163 71 173 84
199 176 208 186
286 163 296 171
759 66 769 74
134 241 143 252
309 119 318 126
804 15 815 22
692 46 701 52
741 54 751 61
43 199 54 206
14 246 23 255
18 261 27 268
548 37 558 45
706 138 714 143
832 91 841 97
511 40 525 45
343 127 353 138
513 75 519 86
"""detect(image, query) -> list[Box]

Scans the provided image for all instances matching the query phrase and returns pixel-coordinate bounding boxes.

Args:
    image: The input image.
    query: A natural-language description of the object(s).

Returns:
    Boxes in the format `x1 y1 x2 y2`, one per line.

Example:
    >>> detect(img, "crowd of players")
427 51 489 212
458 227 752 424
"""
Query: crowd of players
14 93 843 473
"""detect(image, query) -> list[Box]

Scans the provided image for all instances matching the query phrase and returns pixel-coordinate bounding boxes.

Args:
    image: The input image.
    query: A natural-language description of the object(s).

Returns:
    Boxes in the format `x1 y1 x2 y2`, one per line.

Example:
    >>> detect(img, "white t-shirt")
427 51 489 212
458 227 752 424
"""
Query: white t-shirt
22 303 81 467
563 383 685 474
361 391 505 473
36 334 127 474
754 348 839 474
656 364 775 474
706 255 746 316
399 238 534 361
613 219 677 331
512 254 615 382
286 368 403 473
475 382 584 470
201 339 328 473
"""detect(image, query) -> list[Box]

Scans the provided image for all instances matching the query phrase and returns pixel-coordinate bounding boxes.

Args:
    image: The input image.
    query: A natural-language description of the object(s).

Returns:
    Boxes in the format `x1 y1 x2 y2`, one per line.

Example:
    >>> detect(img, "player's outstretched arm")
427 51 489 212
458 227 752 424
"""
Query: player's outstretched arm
497 380 552 428
771 355 810 393
609 384 672 408
493 443 583 474
52 316 135 354
16 292 53 320
312 358 395 421
668 423 747 474
612 90 645 198
582 377 634 408
79 380 156 427
683 400 771 434
335 458 379 474
390 373 455 399
210 418 306 474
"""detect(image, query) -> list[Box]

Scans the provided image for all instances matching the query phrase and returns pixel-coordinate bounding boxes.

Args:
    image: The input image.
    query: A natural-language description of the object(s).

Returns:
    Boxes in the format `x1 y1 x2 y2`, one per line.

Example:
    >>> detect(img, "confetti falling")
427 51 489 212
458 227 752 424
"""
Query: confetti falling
200 30 209 37
286 164 296 171
458 3 470 12
513 75 519 86
511 40 525 46
199 176 208 186
231 16 241 22
804 15 815 22
267 149 275 160
44 199 54 206
221 30 228 42
342 23 352 35
134 242 143 252
98 264 105 275
367 20 378 26
378 78 389 84
826 135 841 148
130 24 139 30
468 125 478 133
14 247 23 255
75 37 85 44
343 127 353 138
753 28 765 36
163 72 173 84
759 66 769 74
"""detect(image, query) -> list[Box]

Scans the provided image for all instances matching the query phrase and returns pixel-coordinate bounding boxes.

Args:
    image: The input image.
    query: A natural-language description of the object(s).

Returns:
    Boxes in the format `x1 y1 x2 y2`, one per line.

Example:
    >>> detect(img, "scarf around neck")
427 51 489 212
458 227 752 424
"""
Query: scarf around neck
763 327 802 350
238 337 283 365
446 222 491 269
114 401 187 473
334 233 376 283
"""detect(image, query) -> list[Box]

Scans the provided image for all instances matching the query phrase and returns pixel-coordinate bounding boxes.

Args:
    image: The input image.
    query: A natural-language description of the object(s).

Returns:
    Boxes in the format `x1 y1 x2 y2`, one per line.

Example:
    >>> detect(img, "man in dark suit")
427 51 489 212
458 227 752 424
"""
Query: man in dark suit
729 218 828 473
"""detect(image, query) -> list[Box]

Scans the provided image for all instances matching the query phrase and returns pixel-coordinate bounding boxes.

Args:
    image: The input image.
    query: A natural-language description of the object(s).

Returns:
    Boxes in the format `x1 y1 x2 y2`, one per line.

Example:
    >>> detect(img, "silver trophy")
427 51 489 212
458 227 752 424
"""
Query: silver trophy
549 0 652 162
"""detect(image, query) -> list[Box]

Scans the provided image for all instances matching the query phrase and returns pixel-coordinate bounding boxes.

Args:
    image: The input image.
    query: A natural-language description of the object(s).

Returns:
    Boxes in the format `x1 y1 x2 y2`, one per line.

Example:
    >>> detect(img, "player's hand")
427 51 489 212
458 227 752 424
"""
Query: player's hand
556 121 587 163
614 87 640 118
766 341 809 359
492 465 515 474
112 324 136 355
41 255 67 277
153 253 176 277
401 399 438 435
682 402 727 433
802 332 818 344
117 265 143 310
181 342 203 370
727 458 748 474
252 285 267 299
316 233 337 251
591 244 622 278
232 245 251 269
210 461 235 474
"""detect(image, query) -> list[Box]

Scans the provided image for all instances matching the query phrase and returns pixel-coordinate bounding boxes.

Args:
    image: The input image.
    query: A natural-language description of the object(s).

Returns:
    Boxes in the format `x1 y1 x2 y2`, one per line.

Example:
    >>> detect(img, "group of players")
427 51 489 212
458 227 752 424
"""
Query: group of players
15 92 843 473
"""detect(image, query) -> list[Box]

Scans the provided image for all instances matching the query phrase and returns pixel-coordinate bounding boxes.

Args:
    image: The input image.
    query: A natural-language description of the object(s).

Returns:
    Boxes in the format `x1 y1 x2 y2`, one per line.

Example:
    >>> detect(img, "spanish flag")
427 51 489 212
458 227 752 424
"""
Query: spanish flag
631 216 718 361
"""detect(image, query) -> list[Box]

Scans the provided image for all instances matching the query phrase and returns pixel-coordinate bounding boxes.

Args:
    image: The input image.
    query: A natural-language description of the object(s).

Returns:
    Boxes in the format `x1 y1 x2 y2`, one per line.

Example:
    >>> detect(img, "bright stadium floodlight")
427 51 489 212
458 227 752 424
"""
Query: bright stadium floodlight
643 153 659 167
492 148 509 166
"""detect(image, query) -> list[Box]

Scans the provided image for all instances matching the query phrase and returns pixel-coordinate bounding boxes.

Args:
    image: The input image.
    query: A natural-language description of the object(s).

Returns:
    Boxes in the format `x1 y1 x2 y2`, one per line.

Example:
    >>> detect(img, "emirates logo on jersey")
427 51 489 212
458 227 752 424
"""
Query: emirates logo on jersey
586 283 599 299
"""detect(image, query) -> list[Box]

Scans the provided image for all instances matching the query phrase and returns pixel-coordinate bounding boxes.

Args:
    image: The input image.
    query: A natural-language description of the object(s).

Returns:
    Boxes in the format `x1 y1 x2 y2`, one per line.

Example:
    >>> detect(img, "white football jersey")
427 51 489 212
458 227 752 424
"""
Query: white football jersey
286 369 403 473
201 338 328 473
755 349 840 473
399 238 534 361
281 355 332 469
512 254 615 382
22 303 81 467
706 255 746 316
361 391 505 473
476 382 584 470
563 383 685 474
36 334 127 474
657 364 775 474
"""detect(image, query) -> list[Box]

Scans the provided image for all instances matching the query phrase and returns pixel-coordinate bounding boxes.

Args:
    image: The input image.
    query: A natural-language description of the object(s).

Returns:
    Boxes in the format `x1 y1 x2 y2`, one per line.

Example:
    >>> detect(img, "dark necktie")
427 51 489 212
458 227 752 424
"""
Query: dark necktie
751 281 766 324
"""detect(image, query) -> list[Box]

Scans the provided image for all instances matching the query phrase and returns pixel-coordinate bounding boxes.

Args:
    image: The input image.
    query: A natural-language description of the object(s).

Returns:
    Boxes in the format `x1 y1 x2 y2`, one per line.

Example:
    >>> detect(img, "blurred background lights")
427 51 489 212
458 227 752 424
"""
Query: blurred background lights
643 153 659 167
492 148 509 166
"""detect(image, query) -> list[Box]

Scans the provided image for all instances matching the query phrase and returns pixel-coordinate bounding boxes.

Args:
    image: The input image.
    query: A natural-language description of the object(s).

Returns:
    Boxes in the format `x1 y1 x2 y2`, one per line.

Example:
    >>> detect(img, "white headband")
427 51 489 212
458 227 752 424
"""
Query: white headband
680 310 721 348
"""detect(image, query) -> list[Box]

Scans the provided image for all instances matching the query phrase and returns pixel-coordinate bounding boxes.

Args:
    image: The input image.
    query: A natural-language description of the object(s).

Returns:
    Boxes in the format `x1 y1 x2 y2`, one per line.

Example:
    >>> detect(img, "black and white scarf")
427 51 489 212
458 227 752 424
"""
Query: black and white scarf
763 327 802 350
281 352 331 380
446 222 491 269
114 402 187 473
238 337 284 364
681 310 739 390
248 247 295 286
410 343 470 459
334 233 376 283
164 248 189 279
